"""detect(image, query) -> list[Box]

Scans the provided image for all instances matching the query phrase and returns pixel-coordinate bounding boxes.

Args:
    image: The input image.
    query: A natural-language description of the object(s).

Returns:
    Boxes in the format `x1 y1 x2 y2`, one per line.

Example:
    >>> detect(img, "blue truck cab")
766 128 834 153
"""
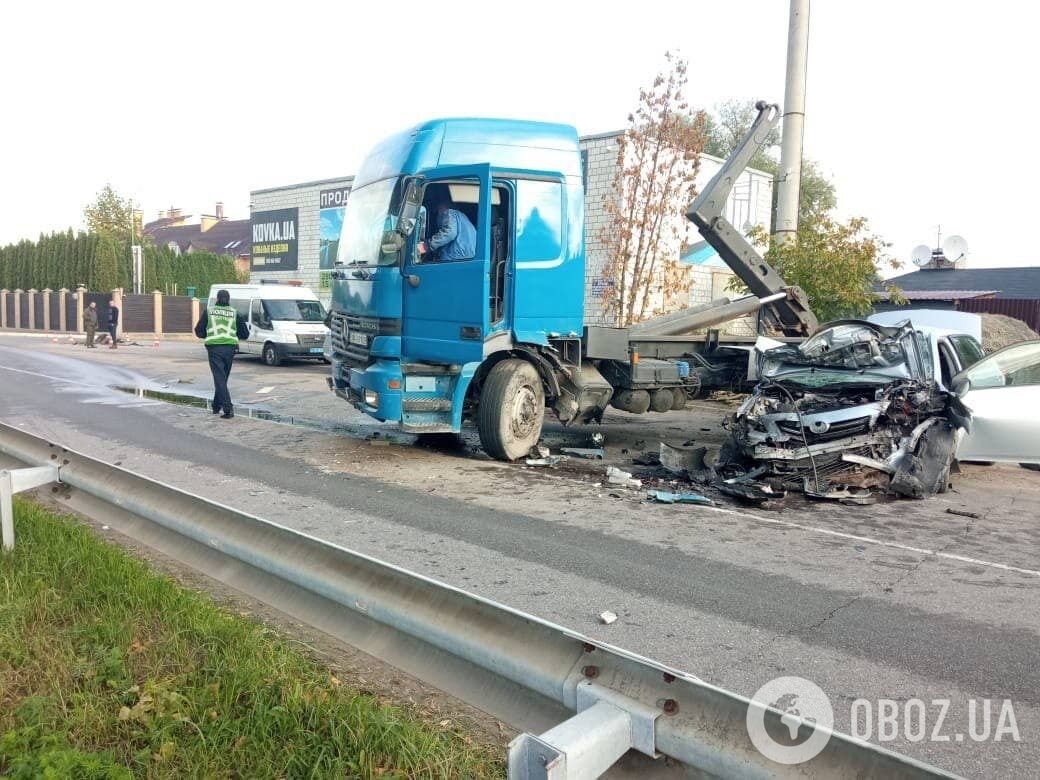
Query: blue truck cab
327 118 613 459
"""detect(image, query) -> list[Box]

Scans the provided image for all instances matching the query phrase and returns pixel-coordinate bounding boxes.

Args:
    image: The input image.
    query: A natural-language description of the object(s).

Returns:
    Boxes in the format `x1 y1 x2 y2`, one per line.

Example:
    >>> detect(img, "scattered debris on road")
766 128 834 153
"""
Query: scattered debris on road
605 466 641 488
647 490 713 505
660 442 708 475
946 507 981 519
526 456 564 467
598 611 618 625
562 447 605 460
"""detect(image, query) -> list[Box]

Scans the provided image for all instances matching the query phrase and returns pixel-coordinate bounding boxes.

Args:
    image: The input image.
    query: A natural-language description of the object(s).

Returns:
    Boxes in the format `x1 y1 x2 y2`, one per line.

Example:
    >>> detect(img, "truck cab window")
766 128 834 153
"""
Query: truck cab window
515 179 562 262
418 181 481 263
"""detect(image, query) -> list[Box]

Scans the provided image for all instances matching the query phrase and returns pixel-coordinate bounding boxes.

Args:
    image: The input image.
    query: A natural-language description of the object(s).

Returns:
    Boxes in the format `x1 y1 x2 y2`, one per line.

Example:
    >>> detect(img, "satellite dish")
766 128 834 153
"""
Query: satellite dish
911 245 932 267
943 235 968 262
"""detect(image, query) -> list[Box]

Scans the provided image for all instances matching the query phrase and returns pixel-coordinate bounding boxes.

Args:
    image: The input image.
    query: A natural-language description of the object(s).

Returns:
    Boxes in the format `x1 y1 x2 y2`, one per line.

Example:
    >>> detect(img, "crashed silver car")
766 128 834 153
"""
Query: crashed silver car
716 320 972 501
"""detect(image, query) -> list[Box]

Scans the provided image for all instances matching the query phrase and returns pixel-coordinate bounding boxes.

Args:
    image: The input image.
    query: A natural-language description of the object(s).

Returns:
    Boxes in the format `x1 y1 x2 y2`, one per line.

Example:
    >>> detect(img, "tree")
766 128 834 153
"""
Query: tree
602 52 707 326
93 234 121 292
743 216 902 322
703 99 836 226
83 184 134 241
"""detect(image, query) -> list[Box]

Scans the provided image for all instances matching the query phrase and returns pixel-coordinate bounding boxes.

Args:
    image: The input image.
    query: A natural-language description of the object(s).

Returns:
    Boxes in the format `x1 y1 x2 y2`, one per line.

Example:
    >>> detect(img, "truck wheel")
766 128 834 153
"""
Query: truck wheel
477 359 545 461
262 343 282 367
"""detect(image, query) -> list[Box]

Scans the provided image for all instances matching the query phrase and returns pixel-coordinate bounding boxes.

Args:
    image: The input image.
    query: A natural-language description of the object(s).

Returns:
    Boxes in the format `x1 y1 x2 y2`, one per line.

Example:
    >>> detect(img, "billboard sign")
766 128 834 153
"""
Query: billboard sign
251 208 299 271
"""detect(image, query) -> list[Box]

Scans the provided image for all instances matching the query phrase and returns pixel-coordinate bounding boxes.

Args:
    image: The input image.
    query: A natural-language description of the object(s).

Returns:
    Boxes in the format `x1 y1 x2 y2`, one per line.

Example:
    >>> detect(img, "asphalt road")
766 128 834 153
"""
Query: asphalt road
1 334 1038 777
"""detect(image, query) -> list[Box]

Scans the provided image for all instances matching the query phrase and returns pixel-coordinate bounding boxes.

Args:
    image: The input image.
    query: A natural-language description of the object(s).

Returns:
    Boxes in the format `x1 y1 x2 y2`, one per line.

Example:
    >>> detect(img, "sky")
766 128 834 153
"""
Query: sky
2 0 1037 277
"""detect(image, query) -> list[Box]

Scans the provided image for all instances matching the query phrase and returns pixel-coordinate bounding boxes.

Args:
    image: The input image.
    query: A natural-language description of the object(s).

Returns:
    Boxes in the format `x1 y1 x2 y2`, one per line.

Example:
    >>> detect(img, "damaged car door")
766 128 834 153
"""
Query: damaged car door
954 340 1040 465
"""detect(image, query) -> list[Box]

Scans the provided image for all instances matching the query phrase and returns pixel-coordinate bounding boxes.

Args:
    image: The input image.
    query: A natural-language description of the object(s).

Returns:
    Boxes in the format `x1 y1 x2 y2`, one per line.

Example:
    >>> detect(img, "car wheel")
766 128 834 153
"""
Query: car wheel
262 343 282 367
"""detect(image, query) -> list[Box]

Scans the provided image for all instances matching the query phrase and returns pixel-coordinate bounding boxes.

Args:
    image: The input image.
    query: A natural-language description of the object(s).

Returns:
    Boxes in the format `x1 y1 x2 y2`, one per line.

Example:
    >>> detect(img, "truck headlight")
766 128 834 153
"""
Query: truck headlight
364 389 379 407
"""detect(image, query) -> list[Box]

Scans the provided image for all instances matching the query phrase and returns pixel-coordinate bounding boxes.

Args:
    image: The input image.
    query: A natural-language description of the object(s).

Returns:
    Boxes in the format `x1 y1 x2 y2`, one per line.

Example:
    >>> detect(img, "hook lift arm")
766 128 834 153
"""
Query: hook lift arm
686 100 818 336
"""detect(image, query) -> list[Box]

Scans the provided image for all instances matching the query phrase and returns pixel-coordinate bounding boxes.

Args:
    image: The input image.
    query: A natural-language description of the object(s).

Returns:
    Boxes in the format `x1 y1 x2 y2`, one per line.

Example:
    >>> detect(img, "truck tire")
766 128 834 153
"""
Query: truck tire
477 359 545 461
262 342 282 367
650 388 674 413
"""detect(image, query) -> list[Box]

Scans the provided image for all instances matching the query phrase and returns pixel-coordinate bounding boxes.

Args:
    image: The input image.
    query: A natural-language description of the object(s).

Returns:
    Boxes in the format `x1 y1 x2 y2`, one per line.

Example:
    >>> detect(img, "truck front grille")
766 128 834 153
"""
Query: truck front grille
330 312 399 365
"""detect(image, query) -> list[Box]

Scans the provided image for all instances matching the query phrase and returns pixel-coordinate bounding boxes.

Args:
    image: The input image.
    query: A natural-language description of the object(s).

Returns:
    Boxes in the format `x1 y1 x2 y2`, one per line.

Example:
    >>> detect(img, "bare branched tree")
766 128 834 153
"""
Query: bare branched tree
601 53 707 326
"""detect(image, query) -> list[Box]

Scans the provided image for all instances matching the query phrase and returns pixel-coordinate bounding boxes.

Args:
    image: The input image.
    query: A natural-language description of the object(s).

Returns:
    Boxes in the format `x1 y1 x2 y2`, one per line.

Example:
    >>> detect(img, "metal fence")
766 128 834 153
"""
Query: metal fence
122 294 154 333
957 298 1040 334
163 295 194 333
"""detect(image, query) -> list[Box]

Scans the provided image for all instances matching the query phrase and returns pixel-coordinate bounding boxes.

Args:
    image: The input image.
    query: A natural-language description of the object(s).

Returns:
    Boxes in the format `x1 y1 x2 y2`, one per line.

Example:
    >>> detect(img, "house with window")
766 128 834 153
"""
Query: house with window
143 202 251 275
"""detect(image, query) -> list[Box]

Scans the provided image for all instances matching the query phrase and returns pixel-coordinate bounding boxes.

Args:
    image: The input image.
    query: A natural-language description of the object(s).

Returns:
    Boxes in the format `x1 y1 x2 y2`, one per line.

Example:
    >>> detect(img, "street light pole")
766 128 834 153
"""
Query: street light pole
774 0 810 246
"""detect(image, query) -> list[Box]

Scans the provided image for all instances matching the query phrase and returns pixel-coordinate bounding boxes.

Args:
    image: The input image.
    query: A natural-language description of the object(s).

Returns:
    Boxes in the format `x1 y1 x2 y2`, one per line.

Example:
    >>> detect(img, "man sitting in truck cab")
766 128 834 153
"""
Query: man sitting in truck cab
418 187 477 261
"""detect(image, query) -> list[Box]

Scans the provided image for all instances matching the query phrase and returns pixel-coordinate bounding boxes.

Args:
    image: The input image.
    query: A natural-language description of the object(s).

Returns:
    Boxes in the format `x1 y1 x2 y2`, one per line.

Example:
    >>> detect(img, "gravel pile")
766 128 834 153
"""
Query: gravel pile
980 313 1039 351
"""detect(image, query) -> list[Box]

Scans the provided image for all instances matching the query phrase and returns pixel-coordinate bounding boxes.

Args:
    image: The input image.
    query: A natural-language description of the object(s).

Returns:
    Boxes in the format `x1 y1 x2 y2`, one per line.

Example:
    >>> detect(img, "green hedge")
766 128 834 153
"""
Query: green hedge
0 231 244 295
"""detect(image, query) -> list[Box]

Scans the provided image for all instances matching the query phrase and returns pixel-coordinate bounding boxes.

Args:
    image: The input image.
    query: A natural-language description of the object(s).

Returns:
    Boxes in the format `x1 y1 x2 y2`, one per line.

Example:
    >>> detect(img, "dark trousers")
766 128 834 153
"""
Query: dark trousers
108 325 118 347
85 325 96 347
206 344 236 413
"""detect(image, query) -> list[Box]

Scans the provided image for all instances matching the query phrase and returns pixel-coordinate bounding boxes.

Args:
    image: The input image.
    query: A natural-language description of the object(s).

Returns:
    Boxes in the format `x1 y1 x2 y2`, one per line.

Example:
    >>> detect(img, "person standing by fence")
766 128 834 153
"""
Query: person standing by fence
107 298 119 349
194 289 249 418
84 302 98 348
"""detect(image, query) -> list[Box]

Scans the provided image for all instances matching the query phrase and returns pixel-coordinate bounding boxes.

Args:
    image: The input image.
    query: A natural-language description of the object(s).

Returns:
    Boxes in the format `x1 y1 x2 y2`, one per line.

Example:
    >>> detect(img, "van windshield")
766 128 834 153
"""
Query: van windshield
264 300 326 322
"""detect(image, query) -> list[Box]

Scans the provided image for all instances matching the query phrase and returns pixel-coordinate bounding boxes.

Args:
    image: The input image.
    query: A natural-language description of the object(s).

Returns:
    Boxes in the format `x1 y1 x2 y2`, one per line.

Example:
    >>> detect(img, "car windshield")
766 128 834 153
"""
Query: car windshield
264 300 325 322
762 367 904 388
336 177 402 267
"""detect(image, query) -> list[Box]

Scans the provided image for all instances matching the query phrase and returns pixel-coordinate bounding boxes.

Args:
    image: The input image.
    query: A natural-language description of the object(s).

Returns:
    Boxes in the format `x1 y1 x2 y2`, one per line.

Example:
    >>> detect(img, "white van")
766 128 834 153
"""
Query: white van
207 283 329 366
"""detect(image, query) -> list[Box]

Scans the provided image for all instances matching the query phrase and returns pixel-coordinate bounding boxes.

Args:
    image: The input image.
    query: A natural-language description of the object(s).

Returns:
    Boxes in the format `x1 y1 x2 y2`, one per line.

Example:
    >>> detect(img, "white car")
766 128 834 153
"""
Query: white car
952 340 1040 466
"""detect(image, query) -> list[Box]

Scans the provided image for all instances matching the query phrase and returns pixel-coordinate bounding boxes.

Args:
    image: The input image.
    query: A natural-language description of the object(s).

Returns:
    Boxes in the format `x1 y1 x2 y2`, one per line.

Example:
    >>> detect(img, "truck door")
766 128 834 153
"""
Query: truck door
402 165 491 364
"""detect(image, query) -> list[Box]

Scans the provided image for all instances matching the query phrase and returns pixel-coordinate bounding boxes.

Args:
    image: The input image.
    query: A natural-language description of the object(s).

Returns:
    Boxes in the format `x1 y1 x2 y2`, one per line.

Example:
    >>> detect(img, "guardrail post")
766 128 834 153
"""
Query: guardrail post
0 466 61 550
508 681 661 779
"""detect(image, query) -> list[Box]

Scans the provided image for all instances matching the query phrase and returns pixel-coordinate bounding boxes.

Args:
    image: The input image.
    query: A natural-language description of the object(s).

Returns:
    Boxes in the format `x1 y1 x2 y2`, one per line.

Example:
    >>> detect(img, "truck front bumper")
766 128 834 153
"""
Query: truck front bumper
329 357 403 423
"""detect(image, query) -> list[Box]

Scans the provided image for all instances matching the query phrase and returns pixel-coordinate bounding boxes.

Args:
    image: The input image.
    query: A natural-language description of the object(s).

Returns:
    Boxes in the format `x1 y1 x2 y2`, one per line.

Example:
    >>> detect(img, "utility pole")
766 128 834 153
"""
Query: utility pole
774 0 810 246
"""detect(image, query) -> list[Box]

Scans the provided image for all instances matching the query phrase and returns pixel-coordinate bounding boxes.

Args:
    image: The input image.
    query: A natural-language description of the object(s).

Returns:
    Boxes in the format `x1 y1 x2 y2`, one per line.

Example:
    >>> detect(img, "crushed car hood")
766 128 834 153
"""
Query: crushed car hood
717 320 970 502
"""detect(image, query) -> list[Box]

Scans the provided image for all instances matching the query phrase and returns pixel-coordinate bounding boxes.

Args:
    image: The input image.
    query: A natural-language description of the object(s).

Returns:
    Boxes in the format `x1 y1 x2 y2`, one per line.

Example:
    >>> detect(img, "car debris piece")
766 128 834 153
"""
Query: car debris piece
632 451 661 467
803 482 877 506
529 444 550 460
526 456 563 467
599 611 618 625
605 466 641 488
714 320 972 501
946 507 981 519
562 447 605 459
716 480 785 504
647 490 713 505
590 432 605 446
660 442 708 475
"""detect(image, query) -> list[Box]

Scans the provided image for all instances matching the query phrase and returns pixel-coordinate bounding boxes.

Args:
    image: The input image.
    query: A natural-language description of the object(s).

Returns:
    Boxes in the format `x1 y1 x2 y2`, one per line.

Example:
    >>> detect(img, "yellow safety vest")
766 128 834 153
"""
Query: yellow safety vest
205 305 238 346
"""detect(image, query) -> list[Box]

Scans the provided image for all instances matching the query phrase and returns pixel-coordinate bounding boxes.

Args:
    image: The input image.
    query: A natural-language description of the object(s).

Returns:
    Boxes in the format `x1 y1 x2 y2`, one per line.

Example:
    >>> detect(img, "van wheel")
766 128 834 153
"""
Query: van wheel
477 359 545 461
262 343 282 366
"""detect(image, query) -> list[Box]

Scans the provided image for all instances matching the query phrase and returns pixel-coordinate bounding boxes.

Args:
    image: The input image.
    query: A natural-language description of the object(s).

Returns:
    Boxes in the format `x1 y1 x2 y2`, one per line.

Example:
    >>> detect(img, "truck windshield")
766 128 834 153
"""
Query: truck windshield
264 300 326 322
336 177 401 267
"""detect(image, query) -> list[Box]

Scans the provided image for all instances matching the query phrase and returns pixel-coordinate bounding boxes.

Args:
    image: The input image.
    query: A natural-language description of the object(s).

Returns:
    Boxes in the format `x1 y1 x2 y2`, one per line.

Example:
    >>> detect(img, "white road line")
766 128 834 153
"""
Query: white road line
0 364 82 384
702 504 1040 577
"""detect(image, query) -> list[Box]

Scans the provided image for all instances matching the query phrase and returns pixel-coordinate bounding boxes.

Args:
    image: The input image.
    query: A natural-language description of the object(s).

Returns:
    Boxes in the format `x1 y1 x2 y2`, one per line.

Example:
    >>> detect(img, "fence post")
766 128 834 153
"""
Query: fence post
112 288 123 339
0 290 7 329
27 289 37 330
191 297 200 330
153 290 163 337
58 289 68 331
13 290 22 329
42 289 52 330
76 286 86 332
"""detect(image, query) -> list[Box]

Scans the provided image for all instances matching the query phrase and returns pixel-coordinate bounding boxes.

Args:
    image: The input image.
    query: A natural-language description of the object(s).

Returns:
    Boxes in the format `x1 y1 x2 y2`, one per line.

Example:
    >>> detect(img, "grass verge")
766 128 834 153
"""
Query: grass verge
0 499 503 778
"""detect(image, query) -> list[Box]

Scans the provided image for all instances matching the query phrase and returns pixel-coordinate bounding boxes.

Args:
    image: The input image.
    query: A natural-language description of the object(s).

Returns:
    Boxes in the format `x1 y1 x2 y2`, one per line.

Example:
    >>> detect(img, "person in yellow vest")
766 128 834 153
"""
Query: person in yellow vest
194 289 249 418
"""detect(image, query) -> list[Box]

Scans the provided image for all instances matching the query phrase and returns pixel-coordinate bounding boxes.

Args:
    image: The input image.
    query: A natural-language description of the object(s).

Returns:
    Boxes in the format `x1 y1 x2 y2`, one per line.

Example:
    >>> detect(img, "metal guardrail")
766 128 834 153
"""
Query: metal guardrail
0 421 956 779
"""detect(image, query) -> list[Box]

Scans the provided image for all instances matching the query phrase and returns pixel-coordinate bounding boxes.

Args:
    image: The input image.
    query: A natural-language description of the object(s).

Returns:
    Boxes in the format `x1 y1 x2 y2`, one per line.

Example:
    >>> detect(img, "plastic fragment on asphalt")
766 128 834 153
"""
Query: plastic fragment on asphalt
526 456 563 467
562 447 605 459
647 490 713 505
599 611 618 625
256 386 275 394
606 466 641 488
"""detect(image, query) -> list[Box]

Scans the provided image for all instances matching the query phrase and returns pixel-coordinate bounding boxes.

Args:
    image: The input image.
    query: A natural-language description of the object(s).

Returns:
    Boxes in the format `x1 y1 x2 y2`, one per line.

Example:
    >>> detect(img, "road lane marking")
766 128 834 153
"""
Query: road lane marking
701 504 1040 577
